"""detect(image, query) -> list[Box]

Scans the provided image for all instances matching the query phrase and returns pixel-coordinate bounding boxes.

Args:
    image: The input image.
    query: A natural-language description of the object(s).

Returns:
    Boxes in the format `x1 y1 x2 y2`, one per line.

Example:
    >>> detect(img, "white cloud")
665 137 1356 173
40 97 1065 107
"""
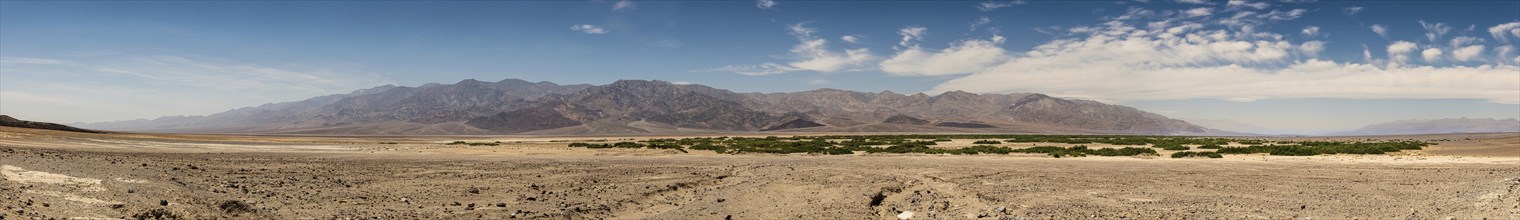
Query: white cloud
570 24 608 34
1300 26 1320 37
1421 48 1443 62
1386 41 1418 65
1343 6 1362 15
897 26 928 49
612 0 636 11
756 0 777 10
1183 7 1213 17
970 16 992 32
1299 41 1325 55
1226 0 1270 10
1496 45 1517 64
1489 21 1520 42
1175 0 1210 4
928 12 1520 104
881 36 1010 76
977 1 1023 11
708 23 876 75
1419 21 1451 43
841 35 860 43
1449 36 1483 48
1452 45 1485 62
1370 24 1389 38
1258 9 1306 20
704 63 796 76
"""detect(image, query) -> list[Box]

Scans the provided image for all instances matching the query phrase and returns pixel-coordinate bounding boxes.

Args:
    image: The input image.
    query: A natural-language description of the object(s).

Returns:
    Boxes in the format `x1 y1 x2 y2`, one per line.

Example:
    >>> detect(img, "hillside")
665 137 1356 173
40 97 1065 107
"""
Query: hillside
0 115 103 133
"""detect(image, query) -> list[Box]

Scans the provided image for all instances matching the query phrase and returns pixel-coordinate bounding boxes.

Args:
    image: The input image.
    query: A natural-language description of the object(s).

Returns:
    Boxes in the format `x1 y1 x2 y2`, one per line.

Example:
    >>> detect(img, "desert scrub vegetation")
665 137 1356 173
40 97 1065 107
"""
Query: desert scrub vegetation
446 141 501 146
1171 151 1224 158
1214 141 1429 156
568 141 688 153
564 135 1430 157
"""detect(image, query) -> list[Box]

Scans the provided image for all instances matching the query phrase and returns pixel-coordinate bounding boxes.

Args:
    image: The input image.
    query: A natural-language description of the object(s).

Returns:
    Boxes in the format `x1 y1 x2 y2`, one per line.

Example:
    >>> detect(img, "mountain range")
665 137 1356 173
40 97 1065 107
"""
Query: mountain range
1335 118 1520 136
74 78 1224 135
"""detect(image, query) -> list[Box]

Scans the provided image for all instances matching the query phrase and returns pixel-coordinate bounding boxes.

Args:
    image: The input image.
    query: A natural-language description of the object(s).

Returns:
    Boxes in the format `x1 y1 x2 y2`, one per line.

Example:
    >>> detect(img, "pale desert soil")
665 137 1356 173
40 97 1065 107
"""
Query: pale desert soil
0 127 1516 219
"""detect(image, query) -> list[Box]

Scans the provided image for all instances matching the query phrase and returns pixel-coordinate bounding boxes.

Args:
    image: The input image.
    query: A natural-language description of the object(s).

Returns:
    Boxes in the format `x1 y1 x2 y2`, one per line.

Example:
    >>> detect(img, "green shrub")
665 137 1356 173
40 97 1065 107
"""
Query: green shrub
1171 151 1223 158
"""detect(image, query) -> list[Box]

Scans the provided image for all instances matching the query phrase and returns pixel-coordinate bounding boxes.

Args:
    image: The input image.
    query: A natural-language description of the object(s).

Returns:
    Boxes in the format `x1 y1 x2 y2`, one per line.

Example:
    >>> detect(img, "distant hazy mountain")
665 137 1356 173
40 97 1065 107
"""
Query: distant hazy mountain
1336 118 1520 135
75 78 1221 135
1 115 102 133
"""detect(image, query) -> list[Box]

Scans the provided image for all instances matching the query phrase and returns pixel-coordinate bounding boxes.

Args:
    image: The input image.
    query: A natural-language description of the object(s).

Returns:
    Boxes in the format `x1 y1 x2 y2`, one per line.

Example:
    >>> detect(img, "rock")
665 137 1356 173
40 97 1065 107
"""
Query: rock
897 211 915 220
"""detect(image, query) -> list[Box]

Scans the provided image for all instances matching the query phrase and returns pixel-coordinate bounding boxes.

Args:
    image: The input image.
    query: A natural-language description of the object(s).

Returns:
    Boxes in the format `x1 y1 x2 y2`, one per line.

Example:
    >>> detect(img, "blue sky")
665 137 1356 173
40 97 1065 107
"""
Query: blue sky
1 0 1517 134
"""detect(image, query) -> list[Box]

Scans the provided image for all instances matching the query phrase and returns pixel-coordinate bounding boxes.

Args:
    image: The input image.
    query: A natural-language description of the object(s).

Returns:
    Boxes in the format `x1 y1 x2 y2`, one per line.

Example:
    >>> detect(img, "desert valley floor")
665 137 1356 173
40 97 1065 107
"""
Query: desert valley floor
0 126 1516 219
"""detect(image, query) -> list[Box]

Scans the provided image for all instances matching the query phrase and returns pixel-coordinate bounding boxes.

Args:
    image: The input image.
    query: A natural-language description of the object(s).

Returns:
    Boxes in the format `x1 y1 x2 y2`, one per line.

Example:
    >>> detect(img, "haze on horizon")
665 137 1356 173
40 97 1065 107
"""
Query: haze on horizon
1 0 1517 135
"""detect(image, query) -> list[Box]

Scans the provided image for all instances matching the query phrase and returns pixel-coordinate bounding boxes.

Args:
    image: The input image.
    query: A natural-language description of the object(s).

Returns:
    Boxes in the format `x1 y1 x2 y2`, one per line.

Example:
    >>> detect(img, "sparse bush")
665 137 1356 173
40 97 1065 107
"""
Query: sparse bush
1171 151 1223 158
972 140 1002 144
133 208 183 220
217 200 255 215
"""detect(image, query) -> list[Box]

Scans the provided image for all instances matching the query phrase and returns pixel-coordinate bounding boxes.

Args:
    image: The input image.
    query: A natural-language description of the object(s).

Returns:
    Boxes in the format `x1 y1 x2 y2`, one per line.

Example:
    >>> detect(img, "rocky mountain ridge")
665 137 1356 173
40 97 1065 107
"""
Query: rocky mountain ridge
75 78 1216 135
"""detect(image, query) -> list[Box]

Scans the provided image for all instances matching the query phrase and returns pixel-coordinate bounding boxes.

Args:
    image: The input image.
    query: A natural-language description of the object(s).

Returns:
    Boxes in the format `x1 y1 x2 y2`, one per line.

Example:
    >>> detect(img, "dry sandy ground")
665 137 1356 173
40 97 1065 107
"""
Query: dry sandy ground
0 127 1516 219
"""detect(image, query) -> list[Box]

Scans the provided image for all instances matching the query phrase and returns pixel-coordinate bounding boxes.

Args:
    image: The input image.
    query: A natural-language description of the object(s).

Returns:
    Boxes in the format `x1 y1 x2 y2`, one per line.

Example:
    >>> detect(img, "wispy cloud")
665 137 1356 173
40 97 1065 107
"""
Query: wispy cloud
1343 6 1363 15
571 24 608 34
896 26 928 49
756 0 777 10
1183 7 1213 17
1226 0 1270 10
976 1 1023 11
1490 21 1520 42
1301 26 1321 37
969 16 992 32
612 0 636 12
1419 21 1451 43
840 35 860 44
1174 0 1210 5
1370 24 1389 38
